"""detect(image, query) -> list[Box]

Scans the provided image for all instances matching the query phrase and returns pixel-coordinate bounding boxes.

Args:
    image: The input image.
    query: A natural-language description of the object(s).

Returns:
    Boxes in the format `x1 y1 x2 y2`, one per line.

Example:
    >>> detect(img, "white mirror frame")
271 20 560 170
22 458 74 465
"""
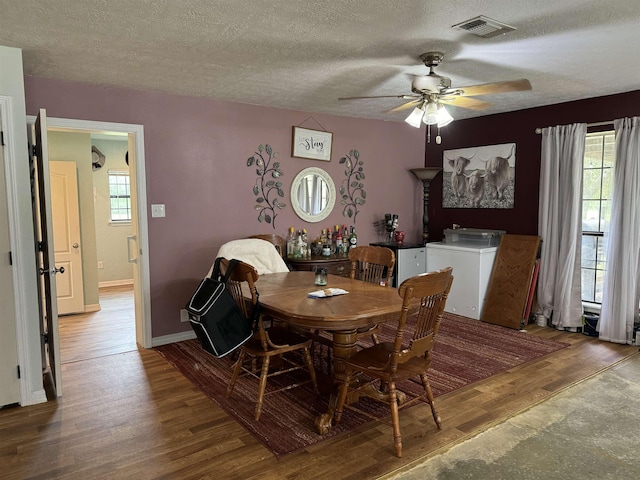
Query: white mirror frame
290 166 336 223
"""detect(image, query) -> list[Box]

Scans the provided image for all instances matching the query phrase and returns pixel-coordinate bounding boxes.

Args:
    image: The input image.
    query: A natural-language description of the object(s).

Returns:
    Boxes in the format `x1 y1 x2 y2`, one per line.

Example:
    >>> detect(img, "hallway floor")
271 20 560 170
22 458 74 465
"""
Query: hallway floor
58 285 136 363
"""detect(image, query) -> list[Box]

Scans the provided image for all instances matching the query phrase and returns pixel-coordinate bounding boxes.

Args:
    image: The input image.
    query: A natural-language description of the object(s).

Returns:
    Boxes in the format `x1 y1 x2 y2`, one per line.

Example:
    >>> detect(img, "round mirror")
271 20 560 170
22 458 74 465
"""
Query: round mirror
290 167 336 223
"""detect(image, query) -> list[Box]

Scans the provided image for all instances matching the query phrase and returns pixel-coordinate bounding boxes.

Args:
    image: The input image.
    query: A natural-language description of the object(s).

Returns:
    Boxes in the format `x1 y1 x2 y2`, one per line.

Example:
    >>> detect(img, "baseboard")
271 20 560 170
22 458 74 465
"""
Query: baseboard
152 329 196 347
84 304 101 313
99 279 134 288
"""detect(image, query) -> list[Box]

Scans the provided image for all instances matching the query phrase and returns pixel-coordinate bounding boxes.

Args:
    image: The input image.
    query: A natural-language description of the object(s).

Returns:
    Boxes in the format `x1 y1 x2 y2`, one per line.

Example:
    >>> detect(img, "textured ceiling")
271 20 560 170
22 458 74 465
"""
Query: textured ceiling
1 0 639 122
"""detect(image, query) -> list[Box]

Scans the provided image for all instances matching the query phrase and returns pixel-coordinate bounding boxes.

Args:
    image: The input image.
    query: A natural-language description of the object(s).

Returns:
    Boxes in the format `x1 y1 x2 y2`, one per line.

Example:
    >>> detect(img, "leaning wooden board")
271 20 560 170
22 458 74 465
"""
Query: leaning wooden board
481 234 541 329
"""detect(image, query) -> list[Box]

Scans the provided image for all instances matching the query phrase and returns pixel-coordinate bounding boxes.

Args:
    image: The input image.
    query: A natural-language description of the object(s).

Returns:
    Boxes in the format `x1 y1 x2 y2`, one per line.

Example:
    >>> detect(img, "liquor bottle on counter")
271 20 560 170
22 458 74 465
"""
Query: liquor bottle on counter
348 226 358 251
294 229 304 258
302 228 309 257
287 227 296 259
335 228 343 255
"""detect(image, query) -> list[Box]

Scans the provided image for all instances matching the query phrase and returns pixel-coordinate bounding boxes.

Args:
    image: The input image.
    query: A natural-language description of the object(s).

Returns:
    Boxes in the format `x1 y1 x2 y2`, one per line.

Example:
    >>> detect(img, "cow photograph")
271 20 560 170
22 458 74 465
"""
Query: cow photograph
442 143 516 209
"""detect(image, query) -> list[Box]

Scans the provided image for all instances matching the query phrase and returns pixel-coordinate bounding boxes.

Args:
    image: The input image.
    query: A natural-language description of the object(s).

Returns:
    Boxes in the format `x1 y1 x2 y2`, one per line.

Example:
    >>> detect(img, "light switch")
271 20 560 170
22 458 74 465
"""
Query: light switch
151 204 166 218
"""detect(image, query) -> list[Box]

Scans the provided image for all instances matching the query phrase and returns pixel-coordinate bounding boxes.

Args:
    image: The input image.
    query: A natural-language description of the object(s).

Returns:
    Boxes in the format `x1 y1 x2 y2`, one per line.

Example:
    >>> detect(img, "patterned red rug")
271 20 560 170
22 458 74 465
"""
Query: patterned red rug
155 313 568 458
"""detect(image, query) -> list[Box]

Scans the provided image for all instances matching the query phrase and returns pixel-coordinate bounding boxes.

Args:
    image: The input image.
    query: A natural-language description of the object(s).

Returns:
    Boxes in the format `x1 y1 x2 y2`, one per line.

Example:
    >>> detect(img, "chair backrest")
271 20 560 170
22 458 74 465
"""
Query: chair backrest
248 234 286 259
219 258 259 319
219 258 277 351
391 267 453 371
348 245 396 287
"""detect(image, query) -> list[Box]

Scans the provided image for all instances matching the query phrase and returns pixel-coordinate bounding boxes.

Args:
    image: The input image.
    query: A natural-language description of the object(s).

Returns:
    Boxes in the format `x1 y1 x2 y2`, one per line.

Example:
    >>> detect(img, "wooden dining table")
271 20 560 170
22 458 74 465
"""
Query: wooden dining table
255 271 407 434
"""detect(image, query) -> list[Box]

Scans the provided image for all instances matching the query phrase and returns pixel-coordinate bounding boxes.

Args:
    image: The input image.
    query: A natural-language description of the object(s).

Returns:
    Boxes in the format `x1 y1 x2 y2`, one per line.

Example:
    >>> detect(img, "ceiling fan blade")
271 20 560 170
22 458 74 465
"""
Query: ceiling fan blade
439 96 492 110
339 94 419 101
446 79 532 97
388 99 422 113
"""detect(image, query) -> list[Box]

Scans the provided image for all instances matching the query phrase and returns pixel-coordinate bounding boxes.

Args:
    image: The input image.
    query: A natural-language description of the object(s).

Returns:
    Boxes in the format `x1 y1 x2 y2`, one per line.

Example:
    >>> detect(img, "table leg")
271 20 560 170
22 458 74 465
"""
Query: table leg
314 329 357 435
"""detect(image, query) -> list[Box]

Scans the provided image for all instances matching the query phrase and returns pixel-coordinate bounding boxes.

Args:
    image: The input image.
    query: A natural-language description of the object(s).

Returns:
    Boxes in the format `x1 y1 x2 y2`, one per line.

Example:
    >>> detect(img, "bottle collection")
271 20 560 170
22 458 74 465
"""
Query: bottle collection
286 224 357 259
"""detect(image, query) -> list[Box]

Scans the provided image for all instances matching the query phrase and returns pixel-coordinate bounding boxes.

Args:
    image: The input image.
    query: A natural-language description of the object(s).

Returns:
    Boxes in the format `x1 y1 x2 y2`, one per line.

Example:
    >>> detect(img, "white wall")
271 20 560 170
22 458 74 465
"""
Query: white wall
91 137 133 285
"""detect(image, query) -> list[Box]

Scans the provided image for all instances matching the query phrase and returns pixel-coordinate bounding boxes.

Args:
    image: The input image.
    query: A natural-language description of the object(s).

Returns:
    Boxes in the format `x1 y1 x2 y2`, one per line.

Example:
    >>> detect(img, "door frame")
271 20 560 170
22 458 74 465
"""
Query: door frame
25 116 152 349
1 95 42 406
0 96 21 406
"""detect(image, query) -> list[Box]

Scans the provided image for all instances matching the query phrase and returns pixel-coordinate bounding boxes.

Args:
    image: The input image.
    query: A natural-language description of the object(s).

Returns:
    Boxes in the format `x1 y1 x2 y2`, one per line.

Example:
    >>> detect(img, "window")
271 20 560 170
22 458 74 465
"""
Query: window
109 171 131 222
581 132 615 304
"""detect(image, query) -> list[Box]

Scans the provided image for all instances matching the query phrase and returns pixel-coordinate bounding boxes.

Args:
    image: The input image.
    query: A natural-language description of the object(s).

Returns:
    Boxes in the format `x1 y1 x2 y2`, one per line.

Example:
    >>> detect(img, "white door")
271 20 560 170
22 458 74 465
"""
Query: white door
32 109 62 397
0 112 20 407
50 161 85 315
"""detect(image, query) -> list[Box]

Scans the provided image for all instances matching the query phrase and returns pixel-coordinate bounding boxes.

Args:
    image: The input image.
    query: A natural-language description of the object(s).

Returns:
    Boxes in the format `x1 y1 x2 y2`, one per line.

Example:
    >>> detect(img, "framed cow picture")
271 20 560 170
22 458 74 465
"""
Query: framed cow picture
442 143 516 209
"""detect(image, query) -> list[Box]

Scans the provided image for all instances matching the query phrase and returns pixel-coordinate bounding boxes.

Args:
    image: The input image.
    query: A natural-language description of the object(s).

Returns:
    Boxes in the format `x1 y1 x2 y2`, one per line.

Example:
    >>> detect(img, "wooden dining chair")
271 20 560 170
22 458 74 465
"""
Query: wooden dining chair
349 245 395 286
334 267 454 458
349 245 395 344
221 258 319 421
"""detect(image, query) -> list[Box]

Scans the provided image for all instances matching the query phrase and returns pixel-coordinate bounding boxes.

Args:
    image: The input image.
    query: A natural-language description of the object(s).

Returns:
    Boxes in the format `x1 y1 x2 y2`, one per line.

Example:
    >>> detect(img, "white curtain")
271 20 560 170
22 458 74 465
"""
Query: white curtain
537 123 586 329
298 178 310 214
311 175 323 215
598 117 640 344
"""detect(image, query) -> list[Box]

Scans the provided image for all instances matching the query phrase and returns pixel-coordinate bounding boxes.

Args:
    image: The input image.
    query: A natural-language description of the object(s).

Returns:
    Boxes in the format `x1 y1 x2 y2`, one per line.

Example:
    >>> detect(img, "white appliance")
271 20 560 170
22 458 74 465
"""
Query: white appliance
426 242 498 320
396 246 427 287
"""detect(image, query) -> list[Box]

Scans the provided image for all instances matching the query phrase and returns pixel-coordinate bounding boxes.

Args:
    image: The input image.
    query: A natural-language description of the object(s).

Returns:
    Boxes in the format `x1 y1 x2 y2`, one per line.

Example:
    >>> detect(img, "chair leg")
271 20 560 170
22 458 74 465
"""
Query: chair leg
334 368 353 425
226 349 245 397
420 373 442 429
254 356 271 421
302 346 319 393
388 382 402 458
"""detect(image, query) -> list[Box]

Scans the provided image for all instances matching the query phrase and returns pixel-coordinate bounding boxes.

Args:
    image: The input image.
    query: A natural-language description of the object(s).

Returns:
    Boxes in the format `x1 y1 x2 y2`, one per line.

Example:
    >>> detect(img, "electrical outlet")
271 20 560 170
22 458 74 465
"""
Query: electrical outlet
180 309 189 322
98 261 104 269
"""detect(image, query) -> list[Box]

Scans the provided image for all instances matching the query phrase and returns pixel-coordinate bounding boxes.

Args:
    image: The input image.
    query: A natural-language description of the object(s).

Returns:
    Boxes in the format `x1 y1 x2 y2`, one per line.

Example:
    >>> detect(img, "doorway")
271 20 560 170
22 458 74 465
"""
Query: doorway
32 115 151 384
49 130 139 363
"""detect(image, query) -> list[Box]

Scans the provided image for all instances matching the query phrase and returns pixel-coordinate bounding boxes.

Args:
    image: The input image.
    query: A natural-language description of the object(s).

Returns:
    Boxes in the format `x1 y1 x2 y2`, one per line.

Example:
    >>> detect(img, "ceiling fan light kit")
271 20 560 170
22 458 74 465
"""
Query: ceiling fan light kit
436 106 454 127
423 101 439 125
404 106 425 128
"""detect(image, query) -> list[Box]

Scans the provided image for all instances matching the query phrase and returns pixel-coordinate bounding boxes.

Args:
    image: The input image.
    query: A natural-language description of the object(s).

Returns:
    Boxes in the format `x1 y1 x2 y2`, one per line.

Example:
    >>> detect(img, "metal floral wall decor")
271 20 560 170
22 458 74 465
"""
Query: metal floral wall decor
246 144 286 228
442 143 516 209
339 149 366 222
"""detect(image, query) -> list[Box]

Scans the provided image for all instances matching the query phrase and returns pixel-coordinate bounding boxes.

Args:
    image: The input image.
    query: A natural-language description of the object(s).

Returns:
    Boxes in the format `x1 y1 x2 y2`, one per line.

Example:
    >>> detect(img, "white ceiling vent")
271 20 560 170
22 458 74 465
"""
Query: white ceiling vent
452 15 516 38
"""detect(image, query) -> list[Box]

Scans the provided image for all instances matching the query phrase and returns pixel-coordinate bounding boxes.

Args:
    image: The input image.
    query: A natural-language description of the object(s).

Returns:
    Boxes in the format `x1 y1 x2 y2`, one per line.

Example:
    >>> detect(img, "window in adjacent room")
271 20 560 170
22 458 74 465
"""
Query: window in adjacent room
581 131 614 304
108 171 131 222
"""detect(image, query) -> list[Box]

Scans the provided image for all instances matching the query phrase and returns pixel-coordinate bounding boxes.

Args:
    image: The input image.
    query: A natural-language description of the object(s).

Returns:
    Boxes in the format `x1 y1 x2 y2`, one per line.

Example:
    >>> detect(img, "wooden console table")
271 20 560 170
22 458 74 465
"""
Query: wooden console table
287 255 351 277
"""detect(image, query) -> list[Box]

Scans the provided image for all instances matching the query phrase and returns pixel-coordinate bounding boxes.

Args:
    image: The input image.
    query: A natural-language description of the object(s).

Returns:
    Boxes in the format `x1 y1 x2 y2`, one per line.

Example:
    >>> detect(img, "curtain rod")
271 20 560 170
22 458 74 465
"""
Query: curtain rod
534 120 614 134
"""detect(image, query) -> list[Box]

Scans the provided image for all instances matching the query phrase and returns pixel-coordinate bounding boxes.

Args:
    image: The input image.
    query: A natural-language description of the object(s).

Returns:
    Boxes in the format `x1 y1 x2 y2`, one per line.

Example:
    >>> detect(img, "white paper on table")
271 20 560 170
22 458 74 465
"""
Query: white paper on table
307 288 349 298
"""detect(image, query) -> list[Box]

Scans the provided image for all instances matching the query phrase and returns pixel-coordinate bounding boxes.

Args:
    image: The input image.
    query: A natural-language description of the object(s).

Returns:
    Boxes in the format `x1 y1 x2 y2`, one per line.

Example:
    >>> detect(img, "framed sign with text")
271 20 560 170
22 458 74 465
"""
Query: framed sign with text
291 126 333 161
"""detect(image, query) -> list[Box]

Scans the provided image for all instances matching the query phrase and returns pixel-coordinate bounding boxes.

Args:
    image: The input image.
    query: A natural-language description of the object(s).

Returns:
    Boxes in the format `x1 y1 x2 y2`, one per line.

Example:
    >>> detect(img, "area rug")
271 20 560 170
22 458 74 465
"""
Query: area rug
155 313 568 458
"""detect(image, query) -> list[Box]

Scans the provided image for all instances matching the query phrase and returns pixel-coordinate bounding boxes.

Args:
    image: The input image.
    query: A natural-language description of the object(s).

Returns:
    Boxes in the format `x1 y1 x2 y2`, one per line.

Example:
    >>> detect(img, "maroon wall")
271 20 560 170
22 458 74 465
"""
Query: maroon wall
424 90 640 242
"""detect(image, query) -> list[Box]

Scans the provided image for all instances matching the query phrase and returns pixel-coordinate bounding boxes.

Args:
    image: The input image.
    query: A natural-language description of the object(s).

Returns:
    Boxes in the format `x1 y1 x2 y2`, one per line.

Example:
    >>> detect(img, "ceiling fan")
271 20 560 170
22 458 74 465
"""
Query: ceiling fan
339 52 531 142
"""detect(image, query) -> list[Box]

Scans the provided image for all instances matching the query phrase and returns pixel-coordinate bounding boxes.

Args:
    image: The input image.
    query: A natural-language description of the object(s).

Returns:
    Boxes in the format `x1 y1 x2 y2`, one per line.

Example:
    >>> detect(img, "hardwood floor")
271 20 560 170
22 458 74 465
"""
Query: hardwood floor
58 285 137 363
1 293 637 479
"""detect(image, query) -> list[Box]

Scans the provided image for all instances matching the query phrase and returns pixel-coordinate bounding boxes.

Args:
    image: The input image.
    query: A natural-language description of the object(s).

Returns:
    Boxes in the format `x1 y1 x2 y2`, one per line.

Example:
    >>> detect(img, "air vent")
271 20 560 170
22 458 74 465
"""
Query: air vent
452 15 516 38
